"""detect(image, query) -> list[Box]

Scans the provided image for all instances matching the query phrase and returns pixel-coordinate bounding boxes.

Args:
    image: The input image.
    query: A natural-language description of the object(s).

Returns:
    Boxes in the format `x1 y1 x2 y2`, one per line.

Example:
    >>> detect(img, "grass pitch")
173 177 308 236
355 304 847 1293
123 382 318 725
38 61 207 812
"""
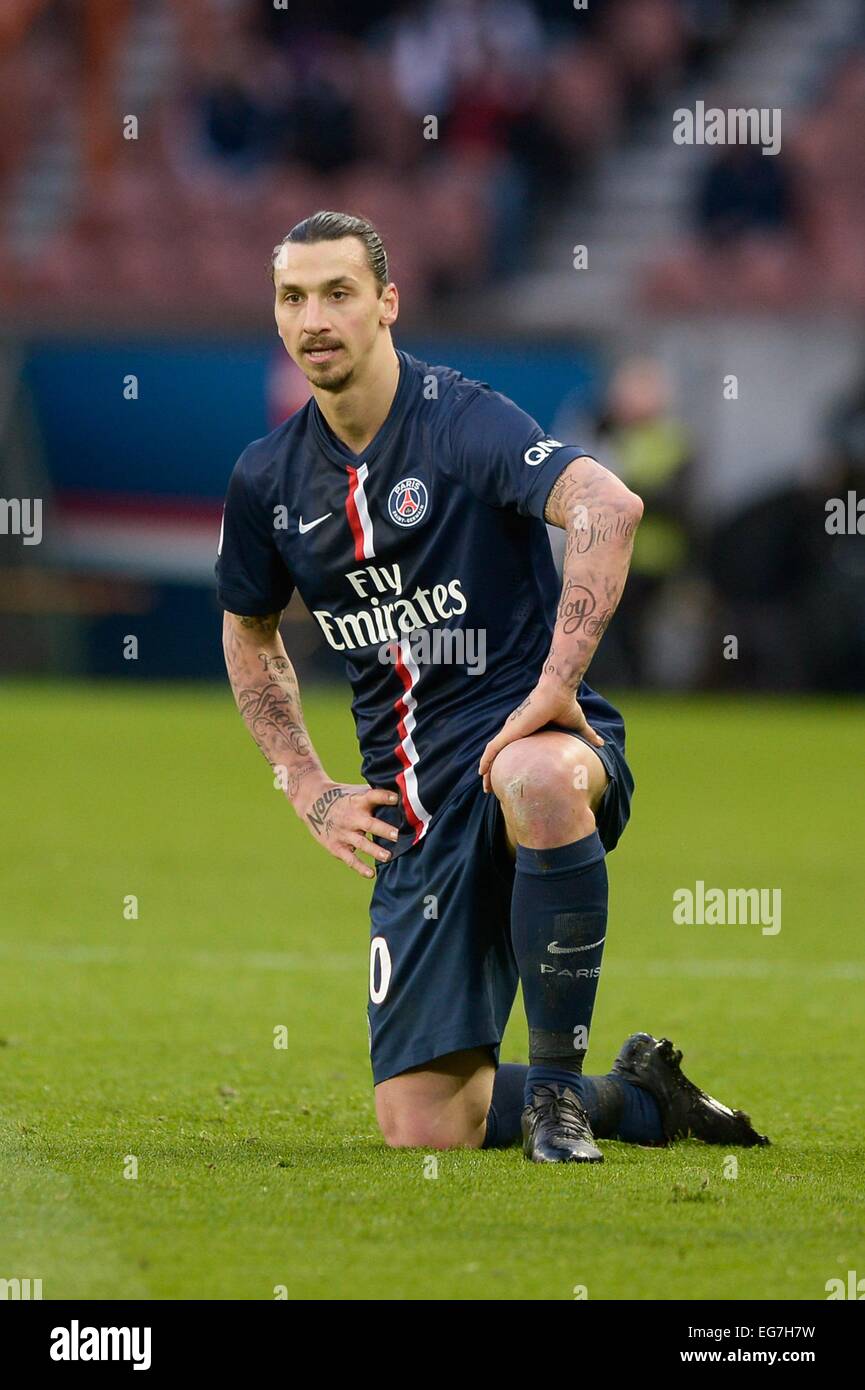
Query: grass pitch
0 680 862 1300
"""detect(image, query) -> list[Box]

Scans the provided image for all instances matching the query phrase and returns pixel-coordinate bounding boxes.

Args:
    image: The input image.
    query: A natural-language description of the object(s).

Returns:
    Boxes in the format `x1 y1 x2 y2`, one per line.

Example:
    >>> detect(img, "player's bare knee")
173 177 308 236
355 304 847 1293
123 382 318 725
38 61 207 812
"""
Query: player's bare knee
491 739 595 844
490 738 540 796
383 1127 481 1151
378 1112 484 1150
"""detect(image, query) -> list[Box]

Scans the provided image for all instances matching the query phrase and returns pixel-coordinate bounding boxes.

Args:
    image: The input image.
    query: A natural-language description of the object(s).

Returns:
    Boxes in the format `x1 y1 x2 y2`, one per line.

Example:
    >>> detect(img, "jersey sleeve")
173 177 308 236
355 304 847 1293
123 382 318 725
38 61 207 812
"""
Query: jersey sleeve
214 452 294 616
445 382 594 518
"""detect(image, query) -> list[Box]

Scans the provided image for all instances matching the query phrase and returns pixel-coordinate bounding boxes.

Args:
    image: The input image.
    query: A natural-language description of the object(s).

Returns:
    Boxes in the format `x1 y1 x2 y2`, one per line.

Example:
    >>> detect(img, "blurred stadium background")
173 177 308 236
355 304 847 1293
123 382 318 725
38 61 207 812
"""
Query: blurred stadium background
2 0 864 692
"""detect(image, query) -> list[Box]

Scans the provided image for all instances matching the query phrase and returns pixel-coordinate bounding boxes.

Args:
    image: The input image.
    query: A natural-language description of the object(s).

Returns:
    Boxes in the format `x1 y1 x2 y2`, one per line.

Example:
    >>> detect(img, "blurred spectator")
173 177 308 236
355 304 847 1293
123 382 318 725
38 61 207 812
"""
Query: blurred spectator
275 44 360 174
597 358 696 683
600 0 686 117
696 143 794 245
553 357 696 685
706 367 865 692
825 366 865 474
195 47 279 171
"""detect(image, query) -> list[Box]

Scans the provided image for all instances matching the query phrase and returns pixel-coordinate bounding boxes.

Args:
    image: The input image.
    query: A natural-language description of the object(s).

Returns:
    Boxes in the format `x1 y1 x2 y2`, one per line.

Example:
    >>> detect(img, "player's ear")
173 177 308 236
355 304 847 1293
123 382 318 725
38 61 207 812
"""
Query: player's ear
379 281 399 327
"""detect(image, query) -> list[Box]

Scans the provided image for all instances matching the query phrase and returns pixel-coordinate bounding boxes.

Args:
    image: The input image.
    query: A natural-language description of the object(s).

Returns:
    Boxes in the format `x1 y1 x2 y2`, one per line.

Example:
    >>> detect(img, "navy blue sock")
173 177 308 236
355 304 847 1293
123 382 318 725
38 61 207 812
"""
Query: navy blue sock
482 1064 664 1145
581 1074 665 1144
482 1063 528 1148
511 832 608 1108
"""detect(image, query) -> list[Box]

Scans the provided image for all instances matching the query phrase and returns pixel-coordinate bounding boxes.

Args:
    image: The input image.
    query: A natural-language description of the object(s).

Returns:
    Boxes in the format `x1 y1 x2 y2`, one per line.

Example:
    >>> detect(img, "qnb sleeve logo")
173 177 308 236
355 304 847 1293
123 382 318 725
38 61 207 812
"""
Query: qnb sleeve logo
523 437 563 466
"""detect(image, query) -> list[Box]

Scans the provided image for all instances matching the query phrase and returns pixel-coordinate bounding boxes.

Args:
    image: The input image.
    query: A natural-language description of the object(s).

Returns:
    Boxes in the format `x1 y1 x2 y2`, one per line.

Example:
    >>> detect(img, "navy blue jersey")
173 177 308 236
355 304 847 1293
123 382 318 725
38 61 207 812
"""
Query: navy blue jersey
216 349 626 856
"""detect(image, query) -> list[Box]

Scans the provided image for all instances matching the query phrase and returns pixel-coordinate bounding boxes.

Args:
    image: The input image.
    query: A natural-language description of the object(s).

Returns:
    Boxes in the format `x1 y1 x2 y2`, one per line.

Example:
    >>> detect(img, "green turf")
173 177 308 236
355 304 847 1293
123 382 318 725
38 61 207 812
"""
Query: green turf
1 681 863 1300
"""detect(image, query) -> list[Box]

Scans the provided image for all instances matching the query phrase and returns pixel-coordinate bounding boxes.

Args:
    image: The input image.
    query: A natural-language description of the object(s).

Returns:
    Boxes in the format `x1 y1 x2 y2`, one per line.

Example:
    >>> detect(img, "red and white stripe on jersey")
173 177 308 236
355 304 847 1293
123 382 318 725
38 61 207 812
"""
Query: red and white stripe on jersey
392 638 431 844
345 462 375 561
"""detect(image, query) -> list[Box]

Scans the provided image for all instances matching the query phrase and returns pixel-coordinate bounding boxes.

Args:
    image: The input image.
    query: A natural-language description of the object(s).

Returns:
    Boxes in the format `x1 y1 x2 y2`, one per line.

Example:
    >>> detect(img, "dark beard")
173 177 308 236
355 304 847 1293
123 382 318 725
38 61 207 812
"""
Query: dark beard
306 360 354 393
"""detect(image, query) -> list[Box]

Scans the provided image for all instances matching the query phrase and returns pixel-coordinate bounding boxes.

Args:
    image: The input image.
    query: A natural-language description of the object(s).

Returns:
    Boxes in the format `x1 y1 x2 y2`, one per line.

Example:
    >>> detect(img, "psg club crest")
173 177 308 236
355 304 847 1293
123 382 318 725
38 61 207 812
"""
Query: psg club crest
388 476 429 527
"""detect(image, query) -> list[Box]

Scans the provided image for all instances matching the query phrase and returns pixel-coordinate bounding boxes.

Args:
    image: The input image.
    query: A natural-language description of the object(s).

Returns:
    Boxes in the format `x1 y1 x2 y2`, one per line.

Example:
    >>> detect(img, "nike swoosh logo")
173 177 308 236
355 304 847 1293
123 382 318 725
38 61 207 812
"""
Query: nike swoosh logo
547 937 606 954
298 513 333 534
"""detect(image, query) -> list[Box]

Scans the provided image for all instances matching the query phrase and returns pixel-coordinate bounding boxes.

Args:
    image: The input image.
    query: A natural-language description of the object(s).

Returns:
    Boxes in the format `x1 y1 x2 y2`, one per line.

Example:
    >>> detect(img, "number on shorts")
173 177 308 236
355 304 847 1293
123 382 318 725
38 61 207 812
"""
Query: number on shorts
369 936 392 1004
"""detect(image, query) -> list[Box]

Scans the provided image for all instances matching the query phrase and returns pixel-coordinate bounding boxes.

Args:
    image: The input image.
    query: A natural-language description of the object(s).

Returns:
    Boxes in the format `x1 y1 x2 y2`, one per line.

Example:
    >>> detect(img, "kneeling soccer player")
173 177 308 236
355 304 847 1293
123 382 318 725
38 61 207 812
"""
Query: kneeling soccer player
217 210 769 1162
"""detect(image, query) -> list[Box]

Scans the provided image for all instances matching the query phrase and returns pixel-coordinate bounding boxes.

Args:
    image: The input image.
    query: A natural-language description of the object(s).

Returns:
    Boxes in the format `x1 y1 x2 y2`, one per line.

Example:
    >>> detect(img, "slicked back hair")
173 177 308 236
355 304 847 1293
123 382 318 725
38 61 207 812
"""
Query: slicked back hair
271 211 389 294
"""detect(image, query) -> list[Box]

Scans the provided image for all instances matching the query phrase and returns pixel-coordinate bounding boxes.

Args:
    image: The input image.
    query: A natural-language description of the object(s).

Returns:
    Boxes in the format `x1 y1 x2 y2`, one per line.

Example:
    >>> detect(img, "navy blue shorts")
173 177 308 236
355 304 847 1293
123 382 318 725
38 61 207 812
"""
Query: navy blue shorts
367 728 634 1084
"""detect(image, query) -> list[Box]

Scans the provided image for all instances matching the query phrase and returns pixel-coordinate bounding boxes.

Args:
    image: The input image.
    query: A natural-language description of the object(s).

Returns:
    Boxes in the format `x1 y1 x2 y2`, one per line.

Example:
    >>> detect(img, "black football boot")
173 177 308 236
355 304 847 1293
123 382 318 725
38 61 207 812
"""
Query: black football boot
521 1084 603 1163
611 1032 770 1147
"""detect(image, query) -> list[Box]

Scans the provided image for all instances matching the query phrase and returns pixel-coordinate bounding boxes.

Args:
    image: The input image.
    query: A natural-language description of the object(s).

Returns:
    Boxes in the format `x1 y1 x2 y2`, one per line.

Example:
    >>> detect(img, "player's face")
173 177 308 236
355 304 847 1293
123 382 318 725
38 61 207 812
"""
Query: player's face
273 238 396 393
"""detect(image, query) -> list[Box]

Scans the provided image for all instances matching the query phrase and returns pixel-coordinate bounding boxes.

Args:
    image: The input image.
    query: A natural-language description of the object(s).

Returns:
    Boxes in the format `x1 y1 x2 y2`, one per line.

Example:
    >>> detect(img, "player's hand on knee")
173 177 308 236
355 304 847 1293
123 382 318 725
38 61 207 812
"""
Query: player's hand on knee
297 781 400 878
478 674 604 792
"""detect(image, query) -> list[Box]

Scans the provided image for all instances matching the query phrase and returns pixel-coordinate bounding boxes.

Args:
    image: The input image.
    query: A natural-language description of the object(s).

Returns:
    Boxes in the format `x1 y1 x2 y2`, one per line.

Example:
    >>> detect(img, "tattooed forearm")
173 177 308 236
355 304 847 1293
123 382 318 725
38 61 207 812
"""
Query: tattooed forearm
543 458 642 688
284 762 320 799
236 682 312 756
505 694 532 725
223 611 326 805
557 580 613 637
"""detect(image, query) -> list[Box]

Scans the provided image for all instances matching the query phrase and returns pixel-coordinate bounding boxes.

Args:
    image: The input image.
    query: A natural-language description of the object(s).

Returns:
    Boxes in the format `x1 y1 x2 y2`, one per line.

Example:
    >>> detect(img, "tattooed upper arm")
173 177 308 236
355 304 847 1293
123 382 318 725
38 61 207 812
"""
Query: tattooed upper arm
225 610 283 638
544 456 643 532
